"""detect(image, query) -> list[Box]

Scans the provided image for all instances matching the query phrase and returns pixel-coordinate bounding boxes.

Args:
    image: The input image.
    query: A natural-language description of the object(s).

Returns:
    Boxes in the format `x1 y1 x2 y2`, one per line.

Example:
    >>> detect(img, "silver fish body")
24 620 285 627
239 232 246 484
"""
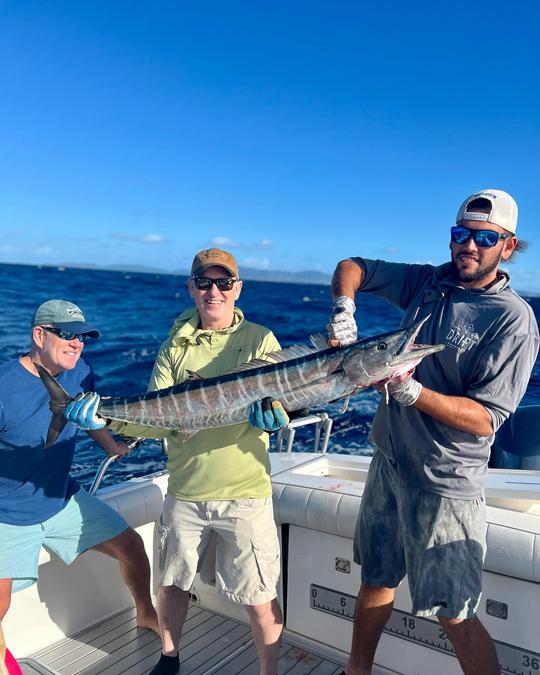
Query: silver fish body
37 317 445 446
95 317 445 432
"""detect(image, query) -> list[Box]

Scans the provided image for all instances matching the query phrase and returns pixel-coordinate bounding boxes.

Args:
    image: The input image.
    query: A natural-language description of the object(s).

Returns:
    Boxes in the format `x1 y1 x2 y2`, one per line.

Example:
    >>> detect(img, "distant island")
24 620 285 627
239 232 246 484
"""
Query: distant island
3 261 332 286
2 262 538 297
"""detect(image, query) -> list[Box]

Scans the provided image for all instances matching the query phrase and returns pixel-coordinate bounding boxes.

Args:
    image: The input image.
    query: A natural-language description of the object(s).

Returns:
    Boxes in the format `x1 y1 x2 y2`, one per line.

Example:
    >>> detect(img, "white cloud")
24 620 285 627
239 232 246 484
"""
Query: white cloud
0 245 17 252
210 236 240 248
142 233 165 243
111 233 167 243
209 236 272 251
242 256 271 270
36 246 53 254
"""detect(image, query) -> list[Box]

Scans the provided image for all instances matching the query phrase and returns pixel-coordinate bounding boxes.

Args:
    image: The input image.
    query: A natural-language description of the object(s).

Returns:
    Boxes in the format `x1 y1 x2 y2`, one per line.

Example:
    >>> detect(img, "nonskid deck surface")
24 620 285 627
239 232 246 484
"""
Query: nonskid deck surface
30 604 344 675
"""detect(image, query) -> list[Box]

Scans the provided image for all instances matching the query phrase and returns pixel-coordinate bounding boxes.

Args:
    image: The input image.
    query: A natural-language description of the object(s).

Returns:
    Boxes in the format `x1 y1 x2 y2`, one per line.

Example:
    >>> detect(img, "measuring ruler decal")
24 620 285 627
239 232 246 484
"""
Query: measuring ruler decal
310 583 540 675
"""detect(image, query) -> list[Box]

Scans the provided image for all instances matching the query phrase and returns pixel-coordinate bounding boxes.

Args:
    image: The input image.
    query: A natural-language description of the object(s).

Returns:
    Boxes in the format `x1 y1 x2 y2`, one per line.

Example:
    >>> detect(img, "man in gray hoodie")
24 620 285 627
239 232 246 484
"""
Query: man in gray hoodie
327 189 539 675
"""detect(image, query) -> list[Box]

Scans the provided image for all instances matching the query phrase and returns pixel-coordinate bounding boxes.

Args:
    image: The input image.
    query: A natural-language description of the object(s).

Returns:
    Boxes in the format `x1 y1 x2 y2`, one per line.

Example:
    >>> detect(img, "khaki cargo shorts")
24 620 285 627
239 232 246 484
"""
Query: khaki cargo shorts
159 495 280 605
354 451 486 620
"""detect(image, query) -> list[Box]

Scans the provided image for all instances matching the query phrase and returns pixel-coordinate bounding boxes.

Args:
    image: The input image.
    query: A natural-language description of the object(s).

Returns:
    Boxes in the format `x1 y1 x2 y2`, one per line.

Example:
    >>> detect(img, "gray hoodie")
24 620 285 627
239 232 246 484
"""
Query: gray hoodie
354 258 539 498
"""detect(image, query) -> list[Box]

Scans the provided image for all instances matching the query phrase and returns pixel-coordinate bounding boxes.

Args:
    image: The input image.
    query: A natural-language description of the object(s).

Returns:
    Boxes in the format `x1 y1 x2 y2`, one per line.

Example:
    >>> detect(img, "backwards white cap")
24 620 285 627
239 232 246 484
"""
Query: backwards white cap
456 189 518 234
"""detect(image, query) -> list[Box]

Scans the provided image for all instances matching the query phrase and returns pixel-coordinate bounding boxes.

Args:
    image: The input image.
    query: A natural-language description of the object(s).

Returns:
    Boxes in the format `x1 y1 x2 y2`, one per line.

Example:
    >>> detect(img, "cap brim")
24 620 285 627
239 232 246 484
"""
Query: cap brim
53 321 101 338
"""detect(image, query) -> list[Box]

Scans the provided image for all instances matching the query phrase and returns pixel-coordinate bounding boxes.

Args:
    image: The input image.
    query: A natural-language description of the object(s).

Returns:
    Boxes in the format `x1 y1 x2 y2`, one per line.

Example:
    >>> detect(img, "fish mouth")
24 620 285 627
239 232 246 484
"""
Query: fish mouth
391 315 446 367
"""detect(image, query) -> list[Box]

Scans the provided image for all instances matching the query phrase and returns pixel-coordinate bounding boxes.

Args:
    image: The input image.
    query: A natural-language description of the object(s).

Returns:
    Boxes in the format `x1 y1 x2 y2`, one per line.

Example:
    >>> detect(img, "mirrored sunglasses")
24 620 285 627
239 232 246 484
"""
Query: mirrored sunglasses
451 226 513 248
193 276 237 291
41 326 95 343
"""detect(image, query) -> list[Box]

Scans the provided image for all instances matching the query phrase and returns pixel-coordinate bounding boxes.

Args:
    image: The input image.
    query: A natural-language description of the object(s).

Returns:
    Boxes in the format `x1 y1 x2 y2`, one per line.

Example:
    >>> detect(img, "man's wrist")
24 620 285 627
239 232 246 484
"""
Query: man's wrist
334 295 356 314
390 379 423 406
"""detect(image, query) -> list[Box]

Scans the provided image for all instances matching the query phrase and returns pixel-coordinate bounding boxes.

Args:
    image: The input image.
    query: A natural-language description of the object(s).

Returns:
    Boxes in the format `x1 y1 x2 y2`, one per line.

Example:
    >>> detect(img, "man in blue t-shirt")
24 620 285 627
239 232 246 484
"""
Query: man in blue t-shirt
0 299 158 634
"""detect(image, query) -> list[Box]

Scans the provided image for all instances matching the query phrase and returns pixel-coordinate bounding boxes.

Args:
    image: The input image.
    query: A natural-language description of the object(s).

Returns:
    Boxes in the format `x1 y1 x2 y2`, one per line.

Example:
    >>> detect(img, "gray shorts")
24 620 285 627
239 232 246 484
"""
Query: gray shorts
354 451 486 619
159 495 280 605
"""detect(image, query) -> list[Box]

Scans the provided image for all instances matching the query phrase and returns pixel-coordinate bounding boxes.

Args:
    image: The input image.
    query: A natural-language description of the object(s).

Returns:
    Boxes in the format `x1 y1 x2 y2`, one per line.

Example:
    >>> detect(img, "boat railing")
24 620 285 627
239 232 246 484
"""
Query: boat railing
88 437 144 495
276 396 350 454
276 412 333 454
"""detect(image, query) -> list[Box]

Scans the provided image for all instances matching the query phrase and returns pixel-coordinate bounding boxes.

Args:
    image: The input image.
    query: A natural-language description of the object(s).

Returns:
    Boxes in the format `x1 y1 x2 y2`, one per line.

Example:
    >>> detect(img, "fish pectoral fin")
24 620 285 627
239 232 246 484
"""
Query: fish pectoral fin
186 370 204 380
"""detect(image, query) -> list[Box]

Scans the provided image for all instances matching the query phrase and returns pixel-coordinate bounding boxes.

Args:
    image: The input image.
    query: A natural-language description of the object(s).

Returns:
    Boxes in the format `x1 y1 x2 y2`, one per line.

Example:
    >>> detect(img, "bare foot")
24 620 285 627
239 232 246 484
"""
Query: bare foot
136 605 160 635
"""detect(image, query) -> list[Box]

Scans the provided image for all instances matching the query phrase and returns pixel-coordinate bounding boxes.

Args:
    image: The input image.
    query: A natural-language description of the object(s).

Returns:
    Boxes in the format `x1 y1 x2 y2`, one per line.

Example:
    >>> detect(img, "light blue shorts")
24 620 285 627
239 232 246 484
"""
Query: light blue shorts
354 451 486 620
0 489 128 592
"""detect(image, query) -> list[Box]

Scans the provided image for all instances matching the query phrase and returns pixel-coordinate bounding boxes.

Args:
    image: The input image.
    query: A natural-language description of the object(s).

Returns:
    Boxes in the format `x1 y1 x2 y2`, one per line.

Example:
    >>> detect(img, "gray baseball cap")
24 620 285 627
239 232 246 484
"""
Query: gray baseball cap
32 300 101 338
456 189 518 234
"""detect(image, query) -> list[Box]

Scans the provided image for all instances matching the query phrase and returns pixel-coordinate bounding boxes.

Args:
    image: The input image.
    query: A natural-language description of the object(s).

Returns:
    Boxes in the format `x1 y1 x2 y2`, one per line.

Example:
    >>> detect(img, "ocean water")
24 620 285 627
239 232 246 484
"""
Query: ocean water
1 262 539 490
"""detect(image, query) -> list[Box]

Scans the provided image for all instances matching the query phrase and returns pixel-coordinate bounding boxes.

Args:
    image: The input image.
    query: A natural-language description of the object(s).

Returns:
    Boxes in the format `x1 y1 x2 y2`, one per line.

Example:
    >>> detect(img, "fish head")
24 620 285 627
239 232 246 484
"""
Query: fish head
342 316 446 387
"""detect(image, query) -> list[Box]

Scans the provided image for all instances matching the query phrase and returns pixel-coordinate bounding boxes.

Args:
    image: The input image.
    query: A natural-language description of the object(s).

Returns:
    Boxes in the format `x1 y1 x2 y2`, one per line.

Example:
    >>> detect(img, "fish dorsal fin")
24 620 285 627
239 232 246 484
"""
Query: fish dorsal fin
186 370 204 380
309 333 330 351
263 344 317 362
224 343 318 375
225 359 274 374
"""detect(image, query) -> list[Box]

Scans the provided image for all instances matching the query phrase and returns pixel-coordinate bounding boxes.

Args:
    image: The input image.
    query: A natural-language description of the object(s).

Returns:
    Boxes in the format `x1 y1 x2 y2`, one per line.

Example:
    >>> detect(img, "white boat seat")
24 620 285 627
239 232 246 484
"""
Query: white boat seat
273 481 540 584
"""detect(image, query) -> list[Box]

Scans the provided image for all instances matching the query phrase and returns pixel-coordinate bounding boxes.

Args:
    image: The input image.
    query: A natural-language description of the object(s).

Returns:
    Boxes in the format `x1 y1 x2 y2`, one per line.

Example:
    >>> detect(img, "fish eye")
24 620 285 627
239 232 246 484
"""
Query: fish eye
377 342 387 352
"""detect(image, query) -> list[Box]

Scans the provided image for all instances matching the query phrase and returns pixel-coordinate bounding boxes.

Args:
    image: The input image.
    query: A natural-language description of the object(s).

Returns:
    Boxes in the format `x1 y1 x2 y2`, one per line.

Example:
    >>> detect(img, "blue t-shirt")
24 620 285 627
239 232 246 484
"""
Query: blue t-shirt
0 357 94 525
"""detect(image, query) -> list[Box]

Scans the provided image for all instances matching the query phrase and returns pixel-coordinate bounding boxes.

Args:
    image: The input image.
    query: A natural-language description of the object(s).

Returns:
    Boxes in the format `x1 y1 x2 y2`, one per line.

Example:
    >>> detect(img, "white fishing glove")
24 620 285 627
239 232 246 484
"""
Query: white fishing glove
327 296 357 345
384 373 423 406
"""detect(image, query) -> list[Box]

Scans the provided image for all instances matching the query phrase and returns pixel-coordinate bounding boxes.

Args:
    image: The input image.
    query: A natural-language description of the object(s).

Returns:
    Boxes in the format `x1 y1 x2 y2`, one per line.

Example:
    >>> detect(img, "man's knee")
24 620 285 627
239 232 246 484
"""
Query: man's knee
438 614 476 639
95 527 146 561
245 598 282 624
359 582 396 603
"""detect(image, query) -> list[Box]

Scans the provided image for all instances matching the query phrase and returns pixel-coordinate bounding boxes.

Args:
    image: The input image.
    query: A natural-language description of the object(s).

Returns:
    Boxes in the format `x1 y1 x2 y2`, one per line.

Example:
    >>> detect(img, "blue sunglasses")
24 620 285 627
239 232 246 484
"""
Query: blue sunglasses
451 225 513 248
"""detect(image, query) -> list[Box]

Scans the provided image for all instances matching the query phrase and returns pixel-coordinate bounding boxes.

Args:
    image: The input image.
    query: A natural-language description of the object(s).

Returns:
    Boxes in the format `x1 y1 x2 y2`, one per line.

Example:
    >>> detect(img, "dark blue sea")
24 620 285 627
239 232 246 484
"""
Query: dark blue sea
2 262 539 490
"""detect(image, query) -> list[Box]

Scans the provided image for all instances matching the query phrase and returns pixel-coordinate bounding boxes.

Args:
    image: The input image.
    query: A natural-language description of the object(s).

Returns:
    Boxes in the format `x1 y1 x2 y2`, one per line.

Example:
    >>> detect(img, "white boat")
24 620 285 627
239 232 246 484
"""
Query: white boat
4 408 540 675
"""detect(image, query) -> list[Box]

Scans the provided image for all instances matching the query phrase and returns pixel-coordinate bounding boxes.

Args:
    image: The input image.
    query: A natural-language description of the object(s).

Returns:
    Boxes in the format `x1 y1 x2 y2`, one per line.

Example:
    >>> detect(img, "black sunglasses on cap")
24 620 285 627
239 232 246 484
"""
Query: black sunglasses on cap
192 276 237 291
41 326 95 343
451 225 513 248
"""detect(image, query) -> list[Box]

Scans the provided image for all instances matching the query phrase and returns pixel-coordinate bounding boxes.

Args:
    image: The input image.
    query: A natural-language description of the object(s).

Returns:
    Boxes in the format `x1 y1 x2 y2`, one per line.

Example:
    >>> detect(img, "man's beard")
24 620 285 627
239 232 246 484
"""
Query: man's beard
451 251 502 284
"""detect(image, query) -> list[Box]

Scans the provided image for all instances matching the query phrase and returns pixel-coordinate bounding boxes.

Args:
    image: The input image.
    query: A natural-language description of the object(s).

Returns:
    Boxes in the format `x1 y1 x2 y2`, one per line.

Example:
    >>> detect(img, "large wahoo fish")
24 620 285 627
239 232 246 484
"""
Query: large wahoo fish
38 317 445 447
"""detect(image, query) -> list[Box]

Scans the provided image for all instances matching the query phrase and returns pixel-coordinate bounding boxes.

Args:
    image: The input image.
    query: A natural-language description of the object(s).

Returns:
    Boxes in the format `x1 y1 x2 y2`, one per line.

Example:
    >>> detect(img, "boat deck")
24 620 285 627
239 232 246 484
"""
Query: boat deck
29 604 344 675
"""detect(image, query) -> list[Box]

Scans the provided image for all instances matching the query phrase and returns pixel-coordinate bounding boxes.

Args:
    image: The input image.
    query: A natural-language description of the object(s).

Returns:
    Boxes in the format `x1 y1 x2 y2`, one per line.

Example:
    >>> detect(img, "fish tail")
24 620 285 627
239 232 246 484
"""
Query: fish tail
35 363 72 448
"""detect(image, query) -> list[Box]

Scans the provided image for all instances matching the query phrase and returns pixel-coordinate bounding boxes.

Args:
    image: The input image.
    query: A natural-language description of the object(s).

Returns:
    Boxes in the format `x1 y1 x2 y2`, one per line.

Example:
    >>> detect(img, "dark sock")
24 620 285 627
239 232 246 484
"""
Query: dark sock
148 653 180 675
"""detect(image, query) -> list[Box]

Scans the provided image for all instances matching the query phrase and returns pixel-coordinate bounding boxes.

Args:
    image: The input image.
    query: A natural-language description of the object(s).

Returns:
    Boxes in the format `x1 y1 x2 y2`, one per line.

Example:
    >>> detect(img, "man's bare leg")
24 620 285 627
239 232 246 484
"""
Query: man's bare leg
439 615 499 675
245 598 283 675
158 585 190 656
147 585 189 674
345 583 395 675
0 579 12 622
92 527 159 634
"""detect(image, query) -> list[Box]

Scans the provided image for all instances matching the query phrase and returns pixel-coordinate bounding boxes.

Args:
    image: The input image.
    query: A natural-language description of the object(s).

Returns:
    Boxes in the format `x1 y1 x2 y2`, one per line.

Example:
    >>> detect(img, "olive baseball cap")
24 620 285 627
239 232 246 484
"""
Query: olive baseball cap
32 300 101 338
190 248 239 278
456 189 518 234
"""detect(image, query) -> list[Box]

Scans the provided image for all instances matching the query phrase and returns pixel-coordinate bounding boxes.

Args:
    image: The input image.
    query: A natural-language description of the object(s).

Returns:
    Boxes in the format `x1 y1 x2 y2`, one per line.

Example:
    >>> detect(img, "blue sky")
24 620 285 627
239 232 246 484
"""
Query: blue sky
1 1 540 291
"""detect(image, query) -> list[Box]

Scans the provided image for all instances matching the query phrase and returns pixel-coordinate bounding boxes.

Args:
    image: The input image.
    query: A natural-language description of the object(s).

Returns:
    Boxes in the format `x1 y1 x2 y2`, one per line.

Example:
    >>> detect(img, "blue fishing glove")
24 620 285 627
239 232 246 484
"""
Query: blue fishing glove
64 392 106 430
249 397 290 433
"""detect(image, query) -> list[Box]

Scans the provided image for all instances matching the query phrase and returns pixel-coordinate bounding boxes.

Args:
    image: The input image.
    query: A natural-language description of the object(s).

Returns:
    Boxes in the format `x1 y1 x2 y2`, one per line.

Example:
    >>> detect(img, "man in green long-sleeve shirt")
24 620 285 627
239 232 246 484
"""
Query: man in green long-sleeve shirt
67 248 287 675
